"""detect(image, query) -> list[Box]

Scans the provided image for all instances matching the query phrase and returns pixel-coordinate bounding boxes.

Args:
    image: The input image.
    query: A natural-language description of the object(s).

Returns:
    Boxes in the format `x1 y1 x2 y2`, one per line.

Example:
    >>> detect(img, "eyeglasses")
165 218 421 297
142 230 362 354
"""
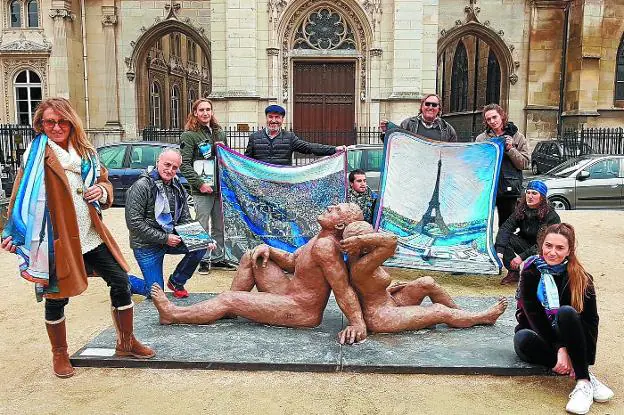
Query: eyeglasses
42 119 71 129
423 102 439 108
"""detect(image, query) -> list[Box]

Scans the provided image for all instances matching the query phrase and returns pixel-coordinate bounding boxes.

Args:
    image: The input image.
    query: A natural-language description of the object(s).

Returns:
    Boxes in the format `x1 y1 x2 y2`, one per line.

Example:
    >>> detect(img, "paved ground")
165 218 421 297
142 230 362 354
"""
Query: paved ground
0 208 622 414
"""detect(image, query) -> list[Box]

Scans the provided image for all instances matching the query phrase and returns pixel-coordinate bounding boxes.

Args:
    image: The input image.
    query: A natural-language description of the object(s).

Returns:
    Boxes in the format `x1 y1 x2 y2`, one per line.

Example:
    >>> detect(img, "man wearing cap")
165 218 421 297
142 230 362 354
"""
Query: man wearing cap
245 105 345 166
494 180 560 284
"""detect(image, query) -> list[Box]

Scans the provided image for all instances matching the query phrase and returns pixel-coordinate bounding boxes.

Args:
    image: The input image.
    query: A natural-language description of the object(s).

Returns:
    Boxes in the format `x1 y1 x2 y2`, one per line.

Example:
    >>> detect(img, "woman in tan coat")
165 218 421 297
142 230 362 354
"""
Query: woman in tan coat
1 98 155 378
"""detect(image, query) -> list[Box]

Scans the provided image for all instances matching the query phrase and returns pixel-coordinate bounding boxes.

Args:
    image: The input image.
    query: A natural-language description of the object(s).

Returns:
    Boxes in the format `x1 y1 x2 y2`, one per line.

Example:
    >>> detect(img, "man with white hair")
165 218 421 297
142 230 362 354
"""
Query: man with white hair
125 148 214 298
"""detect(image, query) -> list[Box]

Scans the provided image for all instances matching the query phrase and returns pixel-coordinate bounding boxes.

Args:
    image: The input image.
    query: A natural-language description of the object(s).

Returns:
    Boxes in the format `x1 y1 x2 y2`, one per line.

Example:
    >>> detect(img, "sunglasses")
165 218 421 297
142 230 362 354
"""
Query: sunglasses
42 118 71 129
423 102 439 108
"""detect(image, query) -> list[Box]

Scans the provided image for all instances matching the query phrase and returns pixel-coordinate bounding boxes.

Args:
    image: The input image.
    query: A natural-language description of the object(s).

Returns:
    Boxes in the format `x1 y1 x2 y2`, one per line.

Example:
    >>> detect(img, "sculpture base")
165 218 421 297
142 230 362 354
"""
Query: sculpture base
70 294 547 375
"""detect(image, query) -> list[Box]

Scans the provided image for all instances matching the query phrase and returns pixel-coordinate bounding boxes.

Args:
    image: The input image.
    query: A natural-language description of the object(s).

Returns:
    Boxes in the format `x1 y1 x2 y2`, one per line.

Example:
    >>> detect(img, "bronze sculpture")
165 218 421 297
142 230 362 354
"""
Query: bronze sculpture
340 221 508 333
151 203 367 344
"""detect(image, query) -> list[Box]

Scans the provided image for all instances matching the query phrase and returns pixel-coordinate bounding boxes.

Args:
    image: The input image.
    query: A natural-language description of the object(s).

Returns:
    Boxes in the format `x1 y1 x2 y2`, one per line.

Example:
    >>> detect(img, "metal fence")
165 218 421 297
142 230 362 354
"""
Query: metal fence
561 127 624 156
142 126 384 165
0 125 36 195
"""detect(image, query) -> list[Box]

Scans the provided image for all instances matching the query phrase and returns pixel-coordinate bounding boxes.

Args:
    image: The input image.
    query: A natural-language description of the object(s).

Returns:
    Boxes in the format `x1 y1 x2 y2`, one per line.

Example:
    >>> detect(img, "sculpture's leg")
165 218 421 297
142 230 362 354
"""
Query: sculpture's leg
229 251 291 294
390 276 459 309
370 297 508 333
151 284 321 328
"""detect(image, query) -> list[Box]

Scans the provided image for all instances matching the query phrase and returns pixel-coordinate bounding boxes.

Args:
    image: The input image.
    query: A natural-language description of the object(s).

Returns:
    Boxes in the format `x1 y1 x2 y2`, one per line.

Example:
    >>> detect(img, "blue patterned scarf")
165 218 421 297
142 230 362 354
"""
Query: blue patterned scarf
2 134 100 299
150 169 182 233
527 255 568 324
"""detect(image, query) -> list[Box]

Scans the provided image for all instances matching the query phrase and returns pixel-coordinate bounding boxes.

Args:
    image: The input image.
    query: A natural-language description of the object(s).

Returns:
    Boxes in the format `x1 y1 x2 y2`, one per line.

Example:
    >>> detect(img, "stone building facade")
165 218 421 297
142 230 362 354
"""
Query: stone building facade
0 0 623 147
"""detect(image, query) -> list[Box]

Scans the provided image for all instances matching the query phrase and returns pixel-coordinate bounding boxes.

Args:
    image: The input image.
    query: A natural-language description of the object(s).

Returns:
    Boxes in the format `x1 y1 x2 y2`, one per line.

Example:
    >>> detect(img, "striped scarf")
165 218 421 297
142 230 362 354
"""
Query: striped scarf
2 134 100 299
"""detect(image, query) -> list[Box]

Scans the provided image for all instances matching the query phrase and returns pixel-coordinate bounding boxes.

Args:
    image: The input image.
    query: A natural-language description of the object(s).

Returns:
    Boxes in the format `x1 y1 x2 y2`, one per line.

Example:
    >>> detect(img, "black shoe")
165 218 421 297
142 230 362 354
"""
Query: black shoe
210 261 237 271
197 262 211 275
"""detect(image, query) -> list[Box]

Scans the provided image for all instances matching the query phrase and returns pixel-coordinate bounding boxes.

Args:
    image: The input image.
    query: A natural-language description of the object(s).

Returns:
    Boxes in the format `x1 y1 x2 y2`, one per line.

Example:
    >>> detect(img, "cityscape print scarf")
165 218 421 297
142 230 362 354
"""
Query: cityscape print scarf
2 134 100 298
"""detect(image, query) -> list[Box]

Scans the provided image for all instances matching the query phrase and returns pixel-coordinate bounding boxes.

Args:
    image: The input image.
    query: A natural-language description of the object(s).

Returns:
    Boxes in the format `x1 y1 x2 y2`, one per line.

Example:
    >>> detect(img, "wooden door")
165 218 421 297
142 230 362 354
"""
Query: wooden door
293 62 356 146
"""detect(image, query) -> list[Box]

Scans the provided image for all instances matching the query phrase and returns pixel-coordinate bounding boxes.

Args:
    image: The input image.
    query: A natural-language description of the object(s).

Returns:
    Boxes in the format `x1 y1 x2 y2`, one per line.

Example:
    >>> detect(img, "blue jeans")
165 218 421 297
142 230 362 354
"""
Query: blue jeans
129 245 207 297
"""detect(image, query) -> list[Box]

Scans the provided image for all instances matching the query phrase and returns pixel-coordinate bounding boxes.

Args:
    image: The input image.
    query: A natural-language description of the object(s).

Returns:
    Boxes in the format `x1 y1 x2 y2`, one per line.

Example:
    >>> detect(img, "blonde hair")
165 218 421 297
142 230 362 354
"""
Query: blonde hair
184 98 221 132
33 97 95 157
537 223 592 312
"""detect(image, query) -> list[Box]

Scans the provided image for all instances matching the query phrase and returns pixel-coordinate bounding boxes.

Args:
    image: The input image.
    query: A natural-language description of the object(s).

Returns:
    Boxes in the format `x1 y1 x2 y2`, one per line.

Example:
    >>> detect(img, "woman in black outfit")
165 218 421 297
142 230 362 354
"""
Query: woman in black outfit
514 223 613 414
496 180 560 285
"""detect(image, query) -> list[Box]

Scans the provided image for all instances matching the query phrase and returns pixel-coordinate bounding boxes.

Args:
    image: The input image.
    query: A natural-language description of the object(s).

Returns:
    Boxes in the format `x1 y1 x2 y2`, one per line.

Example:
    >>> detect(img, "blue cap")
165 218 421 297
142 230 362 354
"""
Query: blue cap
526 180 547 197
265 104 286 116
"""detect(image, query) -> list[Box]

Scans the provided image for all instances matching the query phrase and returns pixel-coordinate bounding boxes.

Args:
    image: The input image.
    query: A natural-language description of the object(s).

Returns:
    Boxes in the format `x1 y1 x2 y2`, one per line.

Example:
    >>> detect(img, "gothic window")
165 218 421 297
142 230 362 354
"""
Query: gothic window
486 50 501 105
14 69 42 125
187 40 197 64
150 81 162 127
616 35 624 102
451 41 468 112
170 85 180 129
170 33 181 58
9 0 21 27
293 8 356 50
27 0 37 27
188 88 196 114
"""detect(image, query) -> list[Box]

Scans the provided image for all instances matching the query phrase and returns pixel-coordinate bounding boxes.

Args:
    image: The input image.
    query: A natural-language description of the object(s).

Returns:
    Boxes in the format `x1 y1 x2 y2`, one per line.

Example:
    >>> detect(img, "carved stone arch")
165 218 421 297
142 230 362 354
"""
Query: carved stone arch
125 19 211 82
438 22 517 110
125 18 211 130
277 0 374 102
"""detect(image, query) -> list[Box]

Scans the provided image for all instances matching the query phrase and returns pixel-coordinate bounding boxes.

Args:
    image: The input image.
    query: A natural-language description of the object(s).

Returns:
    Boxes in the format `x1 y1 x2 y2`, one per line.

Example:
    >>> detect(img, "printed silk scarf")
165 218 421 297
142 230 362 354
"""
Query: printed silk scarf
150 169 182 233
526 255 569 325
2 134 101 299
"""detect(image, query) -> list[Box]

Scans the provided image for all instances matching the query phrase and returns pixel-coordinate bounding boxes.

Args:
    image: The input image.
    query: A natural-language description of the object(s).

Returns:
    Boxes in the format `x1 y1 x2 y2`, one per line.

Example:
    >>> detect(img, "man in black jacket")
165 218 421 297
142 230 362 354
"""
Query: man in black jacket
125 149 214 298
245 105 345 165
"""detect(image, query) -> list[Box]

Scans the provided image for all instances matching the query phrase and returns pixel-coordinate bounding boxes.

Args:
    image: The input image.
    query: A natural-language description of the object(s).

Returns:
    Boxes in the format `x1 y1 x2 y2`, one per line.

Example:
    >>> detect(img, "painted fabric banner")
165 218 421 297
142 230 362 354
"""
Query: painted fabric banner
374 130 504 274
216 144 347 262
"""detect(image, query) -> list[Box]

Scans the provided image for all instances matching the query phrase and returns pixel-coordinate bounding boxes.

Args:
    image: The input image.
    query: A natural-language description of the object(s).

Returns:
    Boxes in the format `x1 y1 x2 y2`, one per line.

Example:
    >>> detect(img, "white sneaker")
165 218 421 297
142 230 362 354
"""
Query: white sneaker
566 381 593 414
589 372 614 402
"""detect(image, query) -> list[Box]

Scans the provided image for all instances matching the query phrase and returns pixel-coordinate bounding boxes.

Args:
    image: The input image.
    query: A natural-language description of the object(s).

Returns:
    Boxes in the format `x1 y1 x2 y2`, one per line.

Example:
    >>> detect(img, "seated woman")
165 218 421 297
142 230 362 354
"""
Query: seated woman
340 221 507 333
514 223 613 414
496 180 560 285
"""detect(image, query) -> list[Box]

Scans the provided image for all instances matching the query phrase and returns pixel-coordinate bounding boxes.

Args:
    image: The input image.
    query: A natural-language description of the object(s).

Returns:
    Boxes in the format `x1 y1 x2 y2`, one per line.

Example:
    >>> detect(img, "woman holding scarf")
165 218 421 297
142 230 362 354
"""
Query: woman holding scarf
1 98 155 379
514 223 613 414
495 180 560 285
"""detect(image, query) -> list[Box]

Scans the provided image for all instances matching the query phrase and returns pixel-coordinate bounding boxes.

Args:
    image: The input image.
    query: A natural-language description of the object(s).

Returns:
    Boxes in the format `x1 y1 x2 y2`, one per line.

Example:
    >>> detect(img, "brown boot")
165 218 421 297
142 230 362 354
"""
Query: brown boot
45 318 75 378
111 304 156 359
501 270 520 285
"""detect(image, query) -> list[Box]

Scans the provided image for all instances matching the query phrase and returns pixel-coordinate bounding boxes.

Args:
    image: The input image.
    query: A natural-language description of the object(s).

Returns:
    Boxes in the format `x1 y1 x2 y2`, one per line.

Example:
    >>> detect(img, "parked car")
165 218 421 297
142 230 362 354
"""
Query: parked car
347 144 383 192
97 142 191 206
532 154 624 210
531 140 593 174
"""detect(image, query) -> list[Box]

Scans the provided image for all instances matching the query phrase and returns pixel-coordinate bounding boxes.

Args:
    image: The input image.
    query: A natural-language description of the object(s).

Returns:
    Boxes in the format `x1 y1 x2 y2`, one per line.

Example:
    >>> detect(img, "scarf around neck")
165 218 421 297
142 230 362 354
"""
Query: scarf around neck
526 255 568 324
2 134 100 300
150 169 182 233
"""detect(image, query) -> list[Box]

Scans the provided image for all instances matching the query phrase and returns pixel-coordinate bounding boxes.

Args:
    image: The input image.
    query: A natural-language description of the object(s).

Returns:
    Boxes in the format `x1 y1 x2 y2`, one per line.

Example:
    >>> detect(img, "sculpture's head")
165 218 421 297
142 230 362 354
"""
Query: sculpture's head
318 203 363 234
342 221 375 257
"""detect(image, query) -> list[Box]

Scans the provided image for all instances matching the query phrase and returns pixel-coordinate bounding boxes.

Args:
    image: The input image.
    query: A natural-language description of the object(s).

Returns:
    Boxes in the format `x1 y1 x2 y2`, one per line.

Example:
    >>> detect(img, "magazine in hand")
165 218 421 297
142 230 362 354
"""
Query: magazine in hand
174 221 214 251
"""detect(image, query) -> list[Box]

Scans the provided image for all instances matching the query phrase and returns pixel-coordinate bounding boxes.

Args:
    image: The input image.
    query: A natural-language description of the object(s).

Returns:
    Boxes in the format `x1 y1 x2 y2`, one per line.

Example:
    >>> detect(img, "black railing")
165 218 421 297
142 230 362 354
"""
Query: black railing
562 127 624 156
141 126 384 165
0 124 36 197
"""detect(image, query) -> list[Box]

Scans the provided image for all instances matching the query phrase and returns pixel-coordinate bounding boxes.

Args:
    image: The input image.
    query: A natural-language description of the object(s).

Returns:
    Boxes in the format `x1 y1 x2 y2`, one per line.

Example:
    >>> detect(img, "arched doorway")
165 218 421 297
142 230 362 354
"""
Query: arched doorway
279 0 372 146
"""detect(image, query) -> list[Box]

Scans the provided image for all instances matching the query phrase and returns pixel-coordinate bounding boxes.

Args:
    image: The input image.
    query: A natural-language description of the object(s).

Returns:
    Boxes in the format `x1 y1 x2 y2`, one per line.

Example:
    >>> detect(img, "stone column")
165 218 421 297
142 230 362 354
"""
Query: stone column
225 0 258 97
48 2 73 98
102 5 121 127
389 0 425 101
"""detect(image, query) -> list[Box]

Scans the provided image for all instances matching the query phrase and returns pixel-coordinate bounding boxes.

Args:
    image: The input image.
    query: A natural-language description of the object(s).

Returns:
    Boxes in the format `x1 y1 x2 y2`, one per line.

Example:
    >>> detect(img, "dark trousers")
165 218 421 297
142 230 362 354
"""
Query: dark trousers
496 197 518 228
45 243 132 321
501 234 532 270
513 306 590 380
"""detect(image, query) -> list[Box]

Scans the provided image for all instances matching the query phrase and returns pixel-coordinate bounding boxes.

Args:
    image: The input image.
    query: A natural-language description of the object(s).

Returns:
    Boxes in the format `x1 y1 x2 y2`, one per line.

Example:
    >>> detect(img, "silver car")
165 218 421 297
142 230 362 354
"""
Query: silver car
536 155 624 210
